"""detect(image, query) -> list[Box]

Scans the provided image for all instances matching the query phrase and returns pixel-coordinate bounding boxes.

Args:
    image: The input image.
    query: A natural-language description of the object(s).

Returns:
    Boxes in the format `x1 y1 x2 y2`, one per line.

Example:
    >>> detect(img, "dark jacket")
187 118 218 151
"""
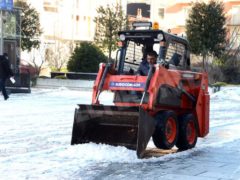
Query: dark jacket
137 60 149 76
0 55 14 79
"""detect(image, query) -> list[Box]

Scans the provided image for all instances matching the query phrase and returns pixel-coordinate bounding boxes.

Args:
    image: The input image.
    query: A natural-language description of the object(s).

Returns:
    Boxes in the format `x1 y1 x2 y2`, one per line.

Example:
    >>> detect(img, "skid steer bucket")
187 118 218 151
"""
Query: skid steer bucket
71 104 156 158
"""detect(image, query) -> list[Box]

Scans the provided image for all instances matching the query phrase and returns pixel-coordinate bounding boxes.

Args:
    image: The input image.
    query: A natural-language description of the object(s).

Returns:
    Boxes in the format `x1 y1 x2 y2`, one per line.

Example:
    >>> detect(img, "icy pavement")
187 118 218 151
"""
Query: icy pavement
0 87 240 179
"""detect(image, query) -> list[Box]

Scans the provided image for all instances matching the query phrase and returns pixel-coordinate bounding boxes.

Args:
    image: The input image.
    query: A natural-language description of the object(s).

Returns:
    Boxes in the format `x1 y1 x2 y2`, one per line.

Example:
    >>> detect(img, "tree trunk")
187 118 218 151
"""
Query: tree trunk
202 55 205 71
202 53 208 72
108 40 112 62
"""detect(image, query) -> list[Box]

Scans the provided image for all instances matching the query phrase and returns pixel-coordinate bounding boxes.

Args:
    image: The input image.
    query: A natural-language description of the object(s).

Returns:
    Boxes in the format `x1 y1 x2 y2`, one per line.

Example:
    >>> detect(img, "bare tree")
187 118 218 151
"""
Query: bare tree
45 40 72 71
29 47 45 77
94 3 128 60
225 27 240 63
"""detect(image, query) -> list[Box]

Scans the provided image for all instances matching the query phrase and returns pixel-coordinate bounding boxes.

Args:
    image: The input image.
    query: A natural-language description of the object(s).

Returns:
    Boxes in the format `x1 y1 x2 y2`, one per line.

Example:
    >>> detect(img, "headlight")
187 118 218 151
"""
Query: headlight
119 34 125 41
157 33 164 41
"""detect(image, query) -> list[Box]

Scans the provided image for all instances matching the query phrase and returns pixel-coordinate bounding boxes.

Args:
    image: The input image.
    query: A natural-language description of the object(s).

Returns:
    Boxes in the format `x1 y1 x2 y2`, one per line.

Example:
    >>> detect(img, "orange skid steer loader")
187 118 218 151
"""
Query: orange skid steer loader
71 22 209 158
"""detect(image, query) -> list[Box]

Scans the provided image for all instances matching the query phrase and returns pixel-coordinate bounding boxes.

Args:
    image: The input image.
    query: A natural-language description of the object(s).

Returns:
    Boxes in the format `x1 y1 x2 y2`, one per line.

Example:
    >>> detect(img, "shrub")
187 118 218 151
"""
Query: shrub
212 82 227 86
220 59 240 84
54 75 67 79
207 63 225 84
67 42 107 72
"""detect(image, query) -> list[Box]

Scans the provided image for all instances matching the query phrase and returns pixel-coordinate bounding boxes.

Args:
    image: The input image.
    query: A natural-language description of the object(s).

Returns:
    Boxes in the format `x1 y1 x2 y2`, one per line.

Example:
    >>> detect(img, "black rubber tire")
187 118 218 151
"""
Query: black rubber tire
152 111 178 149
176 114 198 150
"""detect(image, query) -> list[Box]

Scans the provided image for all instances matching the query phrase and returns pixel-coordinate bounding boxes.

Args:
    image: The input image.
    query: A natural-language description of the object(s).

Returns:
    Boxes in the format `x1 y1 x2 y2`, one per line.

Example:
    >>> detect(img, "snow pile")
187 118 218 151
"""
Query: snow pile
211 86 240 101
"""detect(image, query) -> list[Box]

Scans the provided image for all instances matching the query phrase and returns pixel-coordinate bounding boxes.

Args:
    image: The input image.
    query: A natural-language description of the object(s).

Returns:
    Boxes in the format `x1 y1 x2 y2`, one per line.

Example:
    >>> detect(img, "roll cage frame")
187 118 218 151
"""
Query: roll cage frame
116 30 191 74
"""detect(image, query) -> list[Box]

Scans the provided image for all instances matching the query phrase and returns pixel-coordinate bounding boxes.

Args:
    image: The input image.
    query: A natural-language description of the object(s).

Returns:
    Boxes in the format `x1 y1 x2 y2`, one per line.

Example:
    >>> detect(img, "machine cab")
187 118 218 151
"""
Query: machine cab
116 22 190 75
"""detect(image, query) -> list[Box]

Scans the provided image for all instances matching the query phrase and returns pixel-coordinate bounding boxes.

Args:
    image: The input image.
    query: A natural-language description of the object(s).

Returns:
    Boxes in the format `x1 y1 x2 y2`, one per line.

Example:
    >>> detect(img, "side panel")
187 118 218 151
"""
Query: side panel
92 63 106 104
203 92 210 136
157 84 182 107
196 73 209 137
147 66 181 110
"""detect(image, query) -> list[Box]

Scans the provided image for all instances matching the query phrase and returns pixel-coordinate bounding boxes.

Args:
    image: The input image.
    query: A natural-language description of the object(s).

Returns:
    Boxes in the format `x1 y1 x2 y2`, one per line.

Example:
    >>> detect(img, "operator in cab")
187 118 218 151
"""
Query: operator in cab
137 51 158 76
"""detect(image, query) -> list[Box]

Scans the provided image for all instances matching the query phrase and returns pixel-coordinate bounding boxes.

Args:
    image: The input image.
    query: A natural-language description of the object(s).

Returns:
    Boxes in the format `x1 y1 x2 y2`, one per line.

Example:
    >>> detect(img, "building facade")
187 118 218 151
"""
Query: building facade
150 0 240 47
10 0 240 73
13 0 127 73
17 0 240 45
0 0 21 73
19 0 126 43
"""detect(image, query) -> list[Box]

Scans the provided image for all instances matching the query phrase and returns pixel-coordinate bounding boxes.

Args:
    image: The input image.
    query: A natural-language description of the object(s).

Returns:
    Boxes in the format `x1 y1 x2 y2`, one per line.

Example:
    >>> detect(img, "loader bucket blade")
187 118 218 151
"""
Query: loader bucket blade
71 105 156 158
137 108 156 158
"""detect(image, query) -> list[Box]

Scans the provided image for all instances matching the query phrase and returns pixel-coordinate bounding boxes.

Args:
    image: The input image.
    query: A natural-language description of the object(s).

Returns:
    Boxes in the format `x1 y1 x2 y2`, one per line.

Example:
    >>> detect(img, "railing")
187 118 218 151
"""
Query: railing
51 72 97 80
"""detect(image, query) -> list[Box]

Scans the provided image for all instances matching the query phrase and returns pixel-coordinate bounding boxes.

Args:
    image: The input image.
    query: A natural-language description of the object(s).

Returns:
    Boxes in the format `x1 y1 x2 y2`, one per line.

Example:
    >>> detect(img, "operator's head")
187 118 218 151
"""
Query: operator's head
147 51 158 65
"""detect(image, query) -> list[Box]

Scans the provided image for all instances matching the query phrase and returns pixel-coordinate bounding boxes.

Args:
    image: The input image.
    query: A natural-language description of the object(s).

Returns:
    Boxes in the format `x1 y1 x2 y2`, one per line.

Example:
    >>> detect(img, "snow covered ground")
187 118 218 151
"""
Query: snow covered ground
1 87 240 179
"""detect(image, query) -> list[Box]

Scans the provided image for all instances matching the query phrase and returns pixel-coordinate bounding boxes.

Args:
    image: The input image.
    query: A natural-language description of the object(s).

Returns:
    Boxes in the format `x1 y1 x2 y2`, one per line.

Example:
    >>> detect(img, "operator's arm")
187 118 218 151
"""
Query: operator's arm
137 60 148 76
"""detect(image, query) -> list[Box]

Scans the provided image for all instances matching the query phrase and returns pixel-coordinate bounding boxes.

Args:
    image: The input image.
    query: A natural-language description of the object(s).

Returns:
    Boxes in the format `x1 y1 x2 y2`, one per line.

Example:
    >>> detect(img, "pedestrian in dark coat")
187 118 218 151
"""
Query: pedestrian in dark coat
0 53 14 100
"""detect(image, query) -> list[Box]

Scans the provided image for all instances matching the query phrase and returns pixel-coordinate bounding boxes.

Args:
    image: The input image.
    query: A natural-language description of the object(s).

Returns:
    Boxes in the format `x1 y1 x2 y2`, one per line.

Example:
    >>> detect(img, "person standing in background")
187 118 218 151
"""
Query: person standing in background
0 53 14 100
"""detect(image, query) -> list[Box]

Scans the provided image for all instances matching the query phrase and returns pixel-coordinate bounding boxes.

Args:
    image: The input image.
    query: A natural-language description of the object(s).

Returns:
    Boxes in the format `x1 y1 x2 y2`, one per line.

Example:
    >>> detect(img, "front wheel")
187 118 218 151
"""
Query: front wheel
152 111 178 149
176 114 198 150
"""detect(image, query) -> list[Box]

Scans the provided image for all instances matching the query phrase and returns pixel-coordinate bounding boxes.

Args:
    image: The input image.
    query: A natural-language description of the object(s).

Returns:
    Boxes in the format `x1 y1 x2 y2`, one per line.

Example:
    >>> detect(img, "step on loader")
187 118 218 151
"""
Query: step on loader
71 22 210 158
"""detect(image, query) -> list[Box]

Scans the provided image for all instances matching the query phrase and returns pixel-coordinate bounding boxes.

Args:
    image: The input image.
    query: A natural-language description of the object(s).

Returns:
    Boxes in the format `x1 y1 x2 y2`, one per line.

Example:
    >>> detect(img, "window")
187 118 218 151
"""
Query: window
124 41 144 72
158 8 164 19
88 16 91 37
229 27 240 49
124 41 161 73
76 0 79 8
231 6 240 25
3 13 16 38
43 0 58 12
166 41 185 67
178 7 189 26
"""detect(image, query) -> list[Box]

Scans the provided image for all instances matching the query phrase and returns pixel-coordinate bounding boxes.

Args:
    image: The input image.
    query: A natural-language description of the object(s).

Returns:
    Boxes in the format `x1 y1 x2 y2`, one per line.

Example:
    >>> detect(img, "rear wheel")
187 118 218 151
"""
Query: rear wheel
176 114 198 150
152 111 178 149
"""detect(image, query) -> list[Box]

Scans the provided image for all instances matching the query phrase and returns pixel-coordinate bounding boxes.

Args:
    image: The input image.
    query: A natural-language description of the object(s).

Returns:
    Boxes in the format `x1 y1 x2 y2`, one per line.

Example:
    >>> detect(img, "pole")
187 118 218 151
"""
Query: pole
0 9 3 55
